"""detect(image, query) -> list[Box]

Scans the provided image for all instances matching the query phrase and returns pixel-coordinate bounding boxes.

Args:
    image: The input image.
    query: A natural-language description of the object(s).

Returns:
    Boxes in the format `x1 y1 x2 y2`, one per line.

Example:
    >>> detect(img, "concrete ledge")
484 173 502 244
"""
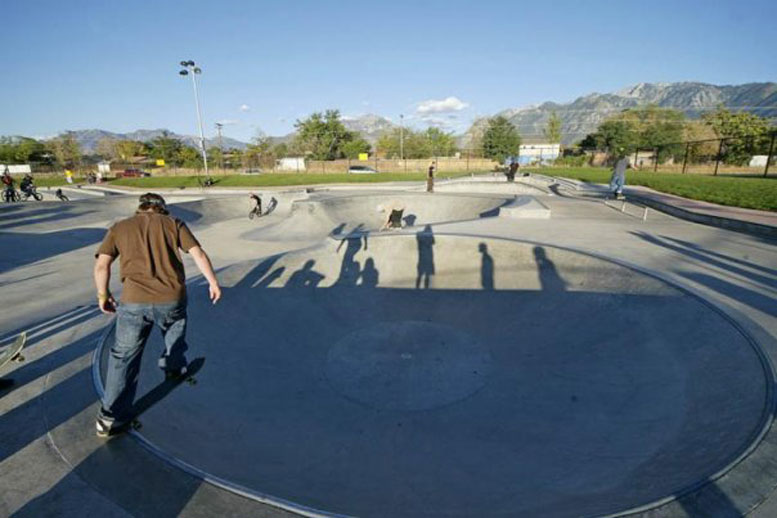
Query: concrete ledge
498 195 551 219
625 193 777 240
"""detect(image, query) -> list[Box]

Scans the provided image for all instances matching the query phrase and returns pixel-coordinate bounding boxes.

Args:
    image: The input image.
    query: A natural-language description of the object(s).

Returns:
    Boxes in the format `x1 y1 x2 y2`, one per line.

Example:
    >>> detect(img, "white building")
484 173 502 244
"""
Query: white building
515 144 561 165
276 157 306 172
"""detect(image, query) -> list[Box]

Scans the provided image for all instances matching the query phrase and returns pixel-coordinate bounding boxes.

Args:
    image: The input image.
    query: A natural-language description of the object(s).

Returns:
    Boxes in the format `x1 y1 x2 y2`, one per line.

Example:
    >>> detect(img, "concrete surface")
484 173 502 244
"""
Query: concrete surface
1 175 777 518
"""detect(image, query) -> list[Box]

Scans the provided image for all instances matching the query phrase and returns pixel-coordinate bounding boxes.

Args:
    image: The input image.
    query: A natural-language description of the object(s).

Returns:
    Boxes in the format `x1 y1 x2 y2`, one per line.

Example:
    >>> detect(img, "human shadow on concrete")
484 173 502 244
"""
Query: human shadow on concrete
660 235 777 281
360 258 379 288
416 225 435 289
631 232 777 290
336 224 369 287
479 242 494 290
534 246 567 292
128 357 206 420
0 207 99 230
98 255 768 518
0 228 106 274
286 260 325 289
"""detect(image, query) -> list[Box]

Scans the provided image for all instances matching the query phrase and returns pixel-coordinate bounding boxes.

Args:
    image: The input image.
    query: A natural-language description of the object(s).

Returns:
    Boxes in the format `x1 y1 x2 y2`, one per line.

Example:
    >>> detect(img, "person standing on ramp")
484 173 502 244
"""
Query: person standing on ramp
426 161 436 193
93 192 222 437
609 150 630 199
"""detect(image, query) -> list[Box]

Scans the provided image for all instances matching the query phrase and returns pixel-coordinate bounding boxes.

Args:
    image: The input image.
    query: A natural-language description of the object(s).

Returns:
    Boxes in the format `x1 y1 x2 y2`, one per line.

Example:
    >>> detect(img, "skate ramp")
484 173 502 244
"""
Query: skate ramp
424 180 547 195
95 234 772 518
246 191 512 240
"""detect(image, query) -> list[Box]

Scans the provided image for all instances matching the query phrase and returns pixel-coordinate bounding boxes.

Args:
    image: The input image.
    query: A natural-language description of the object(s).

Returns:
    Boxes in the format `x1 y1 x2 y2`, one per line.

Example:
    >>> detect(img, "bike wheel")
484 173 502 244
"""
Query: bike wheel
248 210 255 220
34 193 42 201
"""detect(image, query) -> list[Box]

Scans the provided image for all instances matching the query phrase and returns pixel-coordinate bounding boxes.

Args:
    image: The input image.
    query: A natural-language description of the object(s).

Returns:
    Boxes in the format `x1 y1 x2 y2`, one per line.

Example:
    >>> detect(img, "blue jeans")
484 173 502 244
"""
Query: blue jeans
99 300 188 424
610 170 625 194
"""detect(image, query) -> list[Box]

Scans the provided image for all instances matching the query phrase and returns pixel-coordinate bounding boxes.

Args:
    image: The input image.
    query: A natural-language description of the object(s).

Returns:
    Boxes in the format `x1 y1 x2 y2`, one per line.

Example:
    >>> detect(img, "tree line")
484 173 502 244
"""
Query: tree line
2 105 772 171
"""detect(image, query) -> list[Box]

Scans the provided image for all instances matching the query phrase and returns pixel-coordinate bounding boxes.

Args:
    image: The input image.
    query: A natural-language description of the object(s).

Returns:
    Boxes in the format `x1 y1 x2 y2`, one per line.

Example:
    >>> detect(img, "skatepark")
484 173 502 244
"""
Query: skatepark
2 174 777 518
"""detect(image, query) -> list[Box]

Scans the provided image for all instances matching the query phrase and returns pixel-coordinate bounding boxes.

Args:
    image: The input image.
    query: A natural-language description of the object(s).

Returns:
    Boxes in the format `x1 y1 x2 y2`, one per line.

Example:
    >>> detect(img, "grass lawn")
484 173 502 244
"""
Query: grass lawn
111 172 471 189
530 167 777 212
32 176 88 187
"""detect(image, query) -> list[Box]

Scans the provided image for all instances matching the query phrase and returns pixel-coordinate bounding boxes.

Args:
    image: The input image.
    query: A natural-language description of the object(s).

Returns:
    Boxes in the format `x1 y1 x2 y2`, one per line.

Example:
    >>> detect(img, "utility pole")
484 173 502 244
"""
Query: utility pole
178 60 209 179
400 114 404 161
215 122 224 169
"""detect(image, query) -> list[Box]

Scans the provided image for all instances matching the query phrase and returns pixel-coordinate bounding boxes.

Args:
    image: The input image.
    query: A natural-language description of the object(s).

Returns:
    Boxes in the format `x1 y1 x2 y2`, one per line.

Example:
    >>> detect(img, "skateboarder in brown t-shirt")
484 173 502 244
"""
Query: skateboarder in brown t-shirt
93 192 221 437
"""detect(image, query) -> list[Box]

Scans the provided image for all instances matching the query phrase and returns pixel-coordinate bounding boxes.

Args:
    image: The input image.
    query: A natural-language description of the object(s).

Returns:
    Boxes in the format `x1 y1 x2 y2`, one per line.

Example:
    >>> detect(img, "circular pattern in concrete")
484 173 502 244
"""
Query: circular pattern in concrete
326 321 492 411
95 235 772 518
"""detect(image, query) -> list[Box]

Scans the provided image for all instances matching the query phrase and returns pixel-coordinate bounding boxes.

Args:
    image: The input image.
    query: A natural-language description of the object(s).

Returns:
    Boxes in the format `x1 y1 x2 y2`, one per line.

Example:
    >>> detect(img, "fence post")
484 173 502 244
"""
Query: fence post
714 139 724 176
375 155 379 173
765 132 775 177
653 147 659 172
682 143 690 174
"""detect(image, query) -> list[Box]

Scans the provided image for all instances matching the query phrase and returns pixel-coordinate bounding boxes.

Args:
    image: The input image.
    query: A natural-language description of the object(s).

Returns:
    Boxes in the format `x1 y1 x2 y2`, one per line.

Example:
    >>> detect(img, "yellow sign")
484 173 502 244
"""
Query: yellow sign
358 153 369 161
156 159 166 167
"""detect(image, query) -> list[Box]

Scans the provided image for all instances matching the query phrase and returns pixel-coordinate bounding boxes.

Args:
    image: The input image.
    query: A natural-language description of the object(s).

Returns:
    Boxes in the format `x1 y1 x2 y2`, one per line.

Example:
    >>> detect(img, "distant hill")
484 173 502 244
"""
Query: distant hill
64 128 248 154
468 81 777 146
342 114 396 143
39 82 777 153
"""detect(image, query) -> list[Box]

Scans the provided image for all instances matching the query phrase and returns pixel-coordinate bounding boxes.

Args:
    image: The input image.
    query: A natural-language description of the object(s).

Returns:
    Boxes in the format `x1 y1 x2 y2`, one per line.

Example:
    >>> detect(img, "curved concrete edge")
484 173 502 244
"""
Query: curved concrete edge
624 194 777 240
89 233 777 518
412 232 777 518
90 323 354 518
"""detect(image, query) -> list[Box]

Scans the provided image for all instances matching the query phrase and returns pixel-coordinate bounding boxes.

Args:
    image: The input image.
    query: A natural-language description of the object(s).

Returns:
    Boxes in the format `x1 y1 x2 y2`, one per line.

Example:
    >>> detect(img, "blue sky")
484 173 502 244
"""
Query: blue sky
1 0 775 142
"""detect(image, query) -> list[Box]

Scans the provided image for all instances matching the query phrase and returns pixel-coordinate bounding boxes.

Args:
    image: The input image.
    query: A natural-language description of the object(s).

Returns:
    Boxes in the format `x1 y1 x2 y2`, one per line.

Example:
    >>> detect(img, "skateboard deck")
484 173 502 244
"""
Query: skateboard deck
0 332 26 370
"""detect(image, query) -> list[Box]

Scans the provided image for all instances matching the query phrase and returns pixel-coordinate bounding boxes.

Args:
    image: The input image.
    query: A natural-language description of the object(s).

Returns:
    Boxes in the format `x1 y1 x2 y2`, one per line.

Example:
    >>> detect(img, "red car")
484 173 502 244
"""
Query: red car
118 169 151 178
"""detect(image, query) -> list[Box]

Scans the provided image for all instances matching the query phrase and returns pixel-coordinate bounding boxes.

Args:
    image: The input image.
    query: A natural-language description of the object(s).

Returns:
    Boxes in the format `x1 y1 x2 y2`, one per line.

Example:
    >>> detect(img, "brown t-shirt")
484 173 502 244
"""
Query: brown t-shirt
96 212 200 303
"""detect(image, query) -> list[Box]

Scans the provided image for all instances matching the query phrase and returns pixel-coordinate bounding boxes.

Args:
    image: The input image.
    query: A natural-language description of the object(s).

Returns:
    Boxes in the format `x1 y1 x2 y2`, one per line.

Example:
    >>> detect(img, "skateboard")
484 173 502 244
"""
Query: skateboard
0 332 27 370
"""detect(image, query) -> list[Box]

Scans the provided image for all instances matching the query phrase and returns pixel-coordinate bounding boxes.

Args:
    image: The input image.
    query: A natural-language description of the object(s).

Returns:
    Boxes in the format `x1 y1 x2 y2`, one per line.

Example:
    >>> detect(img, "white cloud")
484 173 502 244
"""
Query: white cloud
416 96 469 115
239 104 251 112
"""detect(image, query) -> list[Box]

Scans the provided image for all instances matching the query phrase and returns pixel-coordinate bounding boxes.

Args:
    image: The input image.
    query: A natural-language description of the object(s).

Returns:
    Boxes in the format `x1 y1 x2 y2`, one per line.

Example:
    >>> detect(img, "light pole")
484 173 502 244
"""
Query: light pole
178 60 209 179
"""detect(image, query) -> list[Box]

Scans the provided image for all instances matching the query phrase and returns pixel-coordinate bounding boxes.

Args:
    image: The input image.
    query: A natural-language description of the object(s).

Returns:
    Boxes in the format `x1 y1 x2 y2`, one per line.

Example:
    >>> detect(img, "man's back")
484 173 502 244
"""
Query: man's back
97 212 200 303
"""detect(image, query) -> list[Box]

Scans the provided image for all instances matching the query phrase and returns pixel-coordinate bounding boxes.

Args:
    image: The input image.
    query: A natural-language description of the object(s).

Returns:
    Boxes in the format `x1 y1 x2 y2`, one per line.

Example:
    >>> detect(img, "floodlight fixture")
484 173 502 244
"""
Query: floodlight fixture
177 59 209 178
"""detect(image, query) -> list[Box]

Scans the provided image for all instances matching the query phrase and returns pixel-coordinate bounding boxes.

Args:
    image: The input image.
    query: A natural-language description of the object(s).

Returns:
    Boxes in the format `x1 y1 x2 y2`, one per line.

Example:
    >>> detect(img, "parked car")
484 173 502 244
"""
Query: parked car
118 169 151 178
348 165 377 174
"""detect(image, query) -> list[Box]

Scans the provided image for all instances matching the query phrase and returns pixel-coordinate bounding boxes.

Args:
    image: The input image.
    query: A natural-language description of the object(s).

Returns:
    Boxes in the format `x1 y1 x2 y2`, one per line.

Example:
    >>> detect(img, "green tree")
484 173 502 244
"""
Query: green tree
422 127 458 157
272 142 289 158
115 140 146 162
0 137 47 163
47 133 82 167
341 137 372 159
378 127 458 159
703 106 772 165
176 145 203 169
242 134 275 169
544 111 562 144
482 116 521 163
95 138 118 161
376 128 404 158
293 110 366 160
592 119 637 157
148 133 184 166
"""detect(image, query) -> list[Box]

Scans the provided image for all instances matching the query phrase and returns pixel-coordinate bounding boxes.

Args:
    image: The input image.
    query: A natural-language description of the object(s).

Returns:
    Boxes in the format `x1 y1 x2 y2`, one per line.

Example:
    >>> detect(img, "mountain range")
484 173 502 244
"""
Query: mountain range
62 128 249 154
53 81 777 153
489 81 777 145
